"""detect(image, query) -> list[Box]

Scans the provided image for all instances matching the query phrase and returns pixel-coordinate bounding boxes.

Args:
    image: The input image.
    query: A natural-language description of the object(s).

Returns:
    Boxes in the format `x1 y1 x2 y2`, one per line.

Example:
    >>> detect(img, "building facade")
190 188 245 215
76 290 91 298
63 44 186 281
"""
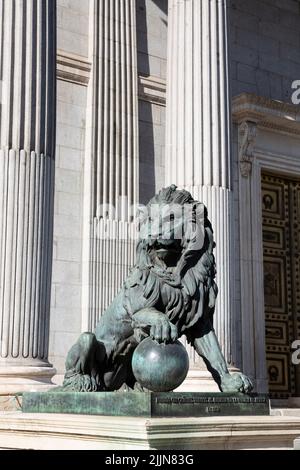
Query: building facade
0 0 300 401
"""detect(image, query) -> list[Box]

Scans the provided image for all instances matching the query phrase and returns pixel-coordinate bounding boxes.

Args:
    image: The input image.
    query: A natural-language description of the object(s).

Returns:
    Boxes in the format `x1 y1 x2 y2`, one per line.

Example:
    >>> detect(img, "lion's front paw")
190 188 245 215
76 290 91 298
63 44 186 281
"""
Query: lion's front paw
150 318 178 344
220 373 253 394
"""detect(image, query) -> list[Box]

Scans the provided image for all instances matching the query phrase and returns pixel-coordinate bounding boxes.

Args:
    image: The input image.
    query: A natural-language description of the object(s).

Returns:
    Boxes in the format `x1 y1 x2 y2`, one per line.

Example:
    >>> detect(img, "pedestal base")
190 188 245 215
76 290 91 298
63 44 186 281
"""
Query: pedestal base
22 391 270 418
1 412 300 450
0 366 56 396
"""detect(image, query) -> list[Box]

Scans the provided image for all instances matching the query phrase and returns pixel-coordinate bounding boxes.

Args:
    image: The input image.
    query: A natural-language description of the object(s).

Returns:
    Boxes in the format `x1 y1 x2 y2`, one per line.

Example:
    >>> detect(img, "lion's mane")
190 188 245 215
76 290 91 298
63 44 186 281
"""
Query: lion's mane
124 185 218 339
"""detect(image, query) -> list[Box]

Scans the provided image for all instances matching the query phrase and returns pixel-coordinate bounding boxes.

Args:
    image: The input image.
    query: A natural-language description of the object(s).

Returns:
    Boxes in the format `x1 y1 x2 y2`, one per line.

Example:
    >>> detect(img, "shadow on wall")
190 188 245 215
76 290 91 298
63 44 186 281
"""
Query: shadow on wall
137 0 156 205
153 0 168 18
136 0 167 205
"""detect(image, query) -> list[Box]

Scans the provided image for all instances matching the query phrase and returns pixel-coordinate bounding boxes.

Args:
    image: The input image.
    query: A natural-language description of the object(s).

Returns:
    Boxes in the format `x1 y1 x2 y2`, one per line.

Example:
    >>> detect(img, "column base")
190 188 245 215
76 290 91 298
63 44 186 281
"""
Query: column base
0 365 57 396
176 367 241 393
176 369 219 393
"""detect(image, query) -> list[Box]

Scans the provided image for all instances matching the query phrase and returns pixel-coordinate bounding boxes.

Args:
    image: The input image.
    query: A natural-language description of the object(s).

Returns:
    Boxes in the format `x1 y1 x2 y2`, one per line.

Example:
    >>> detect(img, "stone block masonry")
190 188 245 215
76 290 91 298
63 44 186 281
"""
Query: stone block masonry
230 0 300 102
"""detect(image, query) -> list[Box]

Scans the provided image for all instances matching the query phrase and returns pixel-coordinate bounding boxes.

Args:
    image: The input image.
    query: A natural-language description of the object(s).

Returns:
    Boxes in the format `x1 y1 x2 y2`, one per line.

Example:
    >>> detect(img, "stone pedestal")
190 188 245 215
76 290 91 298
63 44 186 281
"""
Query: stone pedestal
165 0 237 389
0 0 57 392
0 412 300 450
22 391 270 418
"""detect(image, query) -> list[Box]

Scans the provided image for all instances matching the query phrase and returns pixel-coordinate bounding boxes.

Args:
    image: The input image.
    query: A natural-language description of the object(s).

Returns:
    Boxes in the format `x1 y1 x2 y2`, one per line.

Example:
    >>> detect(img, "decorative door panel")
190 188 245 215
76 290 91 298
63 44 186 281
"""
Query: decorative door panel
262 173 300 398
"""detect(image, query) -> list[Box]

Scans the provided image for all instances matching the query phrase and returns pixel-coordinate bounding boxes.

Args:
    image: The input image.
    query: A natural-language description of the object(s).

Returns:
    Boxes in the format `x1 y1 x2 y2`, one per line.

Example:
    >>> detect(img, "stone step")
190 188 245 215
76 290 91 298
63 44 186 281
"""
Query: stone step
0 412 300 450
271 408 300 417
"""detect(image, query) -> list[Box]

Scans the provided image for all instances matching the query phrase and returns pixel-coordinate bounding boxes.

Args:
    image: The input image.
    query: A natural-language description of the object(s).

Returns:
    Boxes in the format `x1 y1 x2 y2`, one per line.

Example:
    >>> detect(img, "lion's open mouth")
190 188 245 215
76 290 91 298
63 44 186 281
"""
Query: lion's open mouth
149 239 183 267
153 239 182 251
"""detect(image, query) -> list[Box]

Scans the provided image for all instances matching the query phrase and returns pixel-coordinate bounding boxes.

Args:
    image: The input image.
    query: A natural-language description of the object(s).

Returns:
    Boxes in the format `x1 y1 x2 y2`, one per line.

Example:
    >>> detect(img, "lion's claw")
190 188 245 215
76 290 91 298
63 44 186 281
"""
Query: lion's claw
150 320 178 344
220 373 253 394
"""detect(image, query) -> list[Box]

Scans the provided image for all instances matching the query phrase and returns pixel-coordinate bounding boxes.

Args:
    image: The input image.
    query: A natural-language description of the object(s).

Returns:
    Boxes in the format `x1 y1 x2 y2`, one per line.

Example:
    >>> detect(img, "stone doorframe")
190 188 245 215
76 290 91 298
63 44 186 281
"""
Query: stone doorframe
233 93 300 394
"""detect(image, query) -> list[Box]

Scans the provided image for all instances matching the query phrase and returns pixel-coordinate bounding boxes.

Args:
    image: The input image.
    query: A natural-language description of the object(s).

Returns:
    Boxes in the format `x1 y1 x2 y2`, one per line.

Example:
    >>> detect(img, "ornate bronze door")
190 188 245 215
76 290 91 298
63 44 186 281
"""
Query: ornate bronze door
262 173 300 398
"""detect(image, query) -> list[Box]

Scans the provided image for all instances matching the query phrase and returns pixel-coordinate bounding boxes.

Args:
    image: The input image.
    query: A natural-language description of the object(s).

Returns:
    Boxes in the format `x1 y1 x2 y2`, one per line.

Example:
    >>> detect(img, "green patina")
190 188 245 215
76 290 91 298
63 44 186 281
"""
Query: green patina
57 186 254 395
22 392 270 418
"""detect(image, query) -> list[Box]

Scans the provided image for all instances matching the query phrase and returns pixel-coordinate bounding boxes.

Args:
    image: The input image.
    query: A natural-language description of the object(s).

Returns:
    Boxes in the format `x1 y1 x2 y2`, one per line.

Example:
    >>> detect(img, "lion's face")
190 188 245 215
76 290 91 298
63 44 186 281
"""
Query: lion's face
143 202 184 268
138 188 205 271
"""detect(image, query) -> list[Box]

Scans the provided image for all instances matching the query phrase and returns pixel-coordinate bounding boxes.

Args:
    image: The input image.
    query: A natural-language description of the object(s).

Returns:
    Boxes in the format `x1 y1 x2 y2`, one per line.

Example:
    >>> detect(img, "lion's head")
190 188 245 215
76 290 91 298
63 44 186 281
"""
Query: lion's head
137 185 209 275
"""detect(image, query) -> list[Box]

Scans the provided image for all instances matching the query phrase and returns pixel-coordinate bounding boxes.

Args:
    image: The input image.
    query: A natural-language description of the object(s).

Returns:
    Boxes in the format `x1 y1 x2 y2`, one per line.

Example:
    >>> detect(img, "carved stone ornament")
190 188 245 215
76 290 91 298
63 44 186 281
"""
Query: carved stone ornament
238 121 258 178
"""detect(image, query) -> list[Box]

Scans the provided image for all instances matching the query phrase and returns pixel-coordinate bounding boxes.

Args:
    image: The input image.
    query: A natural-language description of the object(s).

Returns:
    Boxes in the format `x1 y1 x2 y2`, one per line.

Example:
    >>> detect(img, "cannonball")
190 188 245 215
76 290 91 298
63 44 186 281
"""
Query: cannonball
132 337 189 392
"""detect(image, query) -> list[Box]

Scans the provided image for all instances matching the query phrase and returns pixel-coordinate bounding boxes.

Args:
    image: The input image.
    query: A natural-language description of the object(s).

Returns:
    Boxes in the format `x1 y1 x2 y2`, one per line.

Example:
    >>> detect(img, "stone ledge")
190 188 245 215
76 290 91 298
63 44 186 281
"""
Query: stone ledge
0 366 57 396
0 413 300 450
138 75 167 106
57 50 91 87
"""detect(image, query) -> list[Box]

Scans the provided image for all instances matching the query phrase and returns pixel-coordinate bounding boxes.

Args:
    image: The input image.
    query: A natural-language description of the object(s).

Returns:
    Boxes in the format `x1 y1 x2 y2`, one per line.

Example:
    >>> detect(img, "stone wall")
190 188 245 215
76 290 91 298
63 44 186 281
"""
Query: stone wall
230 0 300 101
49 0 90 372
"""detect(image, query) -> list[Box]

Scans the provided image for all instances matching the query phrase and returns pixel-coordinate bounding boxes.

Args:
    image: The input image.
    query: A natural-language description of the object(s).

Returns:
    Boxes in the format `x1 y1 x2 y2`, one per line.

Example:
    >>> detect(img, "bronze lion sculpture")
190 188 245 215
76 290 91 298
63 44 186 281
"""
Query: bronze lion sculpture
60 185 253 394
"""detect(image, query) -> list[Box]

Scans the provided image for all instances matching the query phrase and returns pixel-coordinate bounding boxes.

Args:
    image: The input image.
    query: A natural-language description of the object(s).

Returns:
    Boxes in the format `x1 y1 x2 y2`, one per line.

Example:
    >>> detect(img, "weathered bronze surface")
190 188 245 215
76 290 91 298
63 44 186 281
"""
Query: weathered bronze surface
58 186 253 394
22 392 270 418
131 338 189 392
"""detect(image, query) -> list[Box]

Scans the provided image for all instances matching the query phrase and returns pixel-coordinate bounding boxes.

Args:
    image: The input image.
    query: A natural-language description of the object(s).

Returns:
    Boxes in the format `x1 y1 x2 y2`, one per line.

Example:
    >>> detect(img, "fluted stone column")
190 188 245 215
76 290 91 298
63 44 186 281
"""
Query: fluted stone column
166 0 236 391
0 0 56 393
82 0 139 331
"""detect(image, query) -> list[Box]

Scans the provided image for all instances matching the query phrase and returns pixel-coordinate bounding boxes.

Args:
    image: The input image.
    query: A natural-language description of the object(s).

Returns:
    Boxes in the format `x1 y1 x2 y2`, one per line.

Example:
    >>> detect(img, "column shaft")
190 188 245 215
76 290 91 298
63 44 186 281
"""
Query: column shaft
82 0 139 331
0 0 56 390
166 0 233 367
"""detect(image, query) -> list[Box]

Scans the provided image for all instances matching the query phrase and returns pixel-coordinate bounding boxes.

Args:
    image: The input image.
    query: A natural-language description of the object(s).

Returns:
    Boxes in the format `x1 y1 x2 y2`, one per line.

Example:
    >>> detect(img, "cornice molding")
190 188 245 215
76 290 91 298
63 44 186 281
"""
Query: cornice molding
57 49 91 87
56 54 168 108
138 75 166 106
233 93 300 137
